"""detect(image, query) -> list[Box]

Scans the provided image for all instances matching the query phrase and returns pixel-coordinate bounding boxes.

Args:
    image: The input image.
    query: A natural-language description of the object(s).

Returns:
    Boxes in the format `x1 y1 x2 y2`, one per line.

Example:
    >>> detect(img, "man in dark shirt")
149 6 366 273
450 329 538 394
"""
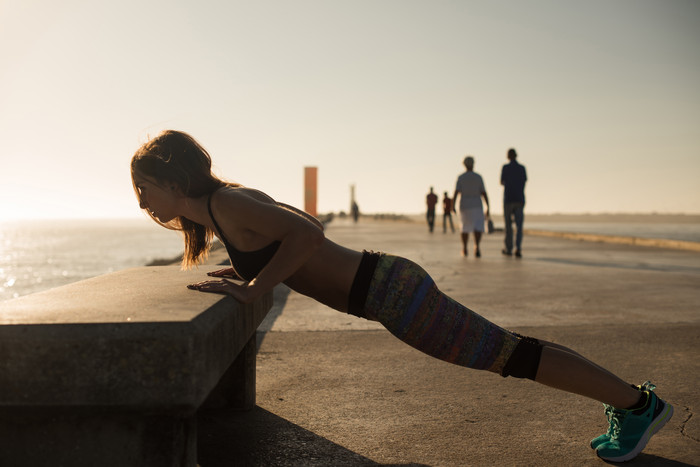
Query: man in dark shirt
426 187 438 233
500 148 527 257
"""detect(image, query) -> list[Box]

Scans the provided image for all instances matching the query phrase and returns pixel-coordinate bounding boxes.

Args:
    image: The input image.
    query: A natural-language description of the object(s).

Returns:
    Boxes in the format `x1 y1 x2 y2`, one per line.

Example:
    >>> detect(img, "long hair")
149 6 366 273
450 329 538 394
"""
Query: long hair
131 130 234 268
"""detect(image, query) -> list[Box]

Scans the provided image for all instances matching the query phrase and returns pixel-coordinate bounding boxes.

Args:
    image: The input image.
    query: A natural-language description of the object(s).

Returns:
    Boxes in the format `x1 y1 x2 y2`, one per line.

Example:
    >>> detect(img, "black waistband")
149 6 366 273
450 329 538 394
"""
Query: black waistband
347 250 382 318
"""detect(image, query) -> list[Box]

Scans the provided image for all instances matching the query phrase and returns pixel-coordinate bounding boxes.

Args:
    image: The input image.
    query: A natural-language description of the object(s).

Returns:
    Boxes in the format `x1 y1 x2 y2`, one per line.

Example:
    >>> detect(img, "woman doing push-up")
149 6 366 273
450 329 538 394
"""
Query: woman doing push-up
131 130 672 463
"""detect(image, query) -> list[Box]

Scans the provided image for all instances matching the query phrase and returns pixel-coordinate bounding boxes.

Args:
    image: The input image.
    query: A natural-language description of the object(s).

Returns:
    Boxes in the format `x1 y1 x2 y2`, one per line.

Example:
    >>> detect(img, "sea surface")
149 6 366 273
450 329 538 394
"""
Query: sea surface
1 218 184 302
2 216 700 303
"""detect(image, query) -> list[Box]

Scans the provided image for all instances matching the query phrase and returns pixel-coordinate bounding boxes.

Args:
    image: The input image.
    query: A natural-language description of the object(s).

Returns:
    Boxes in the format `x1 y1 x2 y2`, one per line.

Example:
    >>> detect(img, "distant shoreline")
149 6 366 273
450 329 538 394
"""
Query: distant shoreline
3 212 699 224
514 213 700 224
388 212 700 224
524 229 700 252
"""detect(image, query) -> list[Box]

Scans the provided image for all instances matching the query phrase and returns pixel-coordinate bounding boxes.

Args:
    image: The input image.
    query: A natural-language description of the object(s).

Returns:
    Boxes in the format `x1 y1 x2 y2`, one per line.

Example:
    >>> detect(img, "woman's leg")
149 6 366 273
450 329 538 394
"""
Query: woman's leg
364 255 521 373
362 255 642 406
460 233 469 256
459 210 471 256
355 254 671 461
535 342 641 409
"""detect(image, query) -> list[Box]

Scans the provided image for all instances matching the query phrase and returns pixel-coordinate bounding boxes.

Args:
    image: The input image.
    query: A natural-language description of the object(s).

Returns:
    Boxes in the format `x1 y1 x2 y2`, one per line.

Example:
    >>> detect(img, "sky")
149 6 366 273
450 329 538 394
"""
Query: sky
1 0 699 220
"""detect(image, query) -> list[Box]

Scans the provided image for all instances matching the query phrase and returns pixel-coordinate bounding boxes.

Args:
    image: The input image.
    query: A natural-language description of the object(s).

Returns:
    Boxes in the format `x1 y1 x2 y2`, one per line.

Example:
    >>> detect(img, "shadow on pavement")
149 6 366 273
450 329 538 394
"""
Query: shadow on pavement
197 406 429 467
256 284 291 350
603 453 698 467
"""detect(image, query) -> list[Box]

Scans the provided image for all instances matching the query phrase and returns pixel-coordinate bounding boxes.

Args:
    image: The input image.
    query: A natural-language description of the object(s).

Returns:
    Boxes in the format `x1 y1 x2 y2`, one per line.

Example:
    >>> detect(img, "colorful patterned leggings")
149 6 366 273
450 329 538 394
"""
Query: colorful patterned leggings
348 251 541 378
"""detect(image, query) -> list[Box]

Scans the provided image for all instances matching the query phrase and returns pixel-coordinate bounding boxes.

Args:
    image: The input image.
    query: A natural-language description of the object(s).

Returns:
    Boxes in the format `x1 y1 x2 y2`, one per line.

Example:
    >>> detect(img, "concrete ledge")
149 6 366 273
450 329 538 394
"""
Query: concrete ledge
0 265 272 466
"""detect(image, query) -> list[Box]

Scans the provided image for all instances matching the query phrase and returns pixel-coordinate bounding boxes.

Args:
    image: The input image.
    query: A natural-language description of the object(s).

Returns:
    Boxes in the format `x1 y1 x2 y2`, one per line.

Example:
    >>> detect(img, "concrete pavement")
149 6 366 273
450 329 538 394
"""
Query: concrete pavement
197 218 700 466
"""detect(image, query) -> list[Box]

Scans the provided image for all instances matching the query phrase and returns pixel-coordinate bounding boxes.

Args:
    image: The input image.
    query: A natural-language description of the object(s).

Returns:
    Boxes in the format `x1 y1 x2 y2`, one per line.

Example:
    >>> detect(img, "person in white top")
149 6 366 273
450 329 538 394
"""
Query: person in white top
452 156 490 257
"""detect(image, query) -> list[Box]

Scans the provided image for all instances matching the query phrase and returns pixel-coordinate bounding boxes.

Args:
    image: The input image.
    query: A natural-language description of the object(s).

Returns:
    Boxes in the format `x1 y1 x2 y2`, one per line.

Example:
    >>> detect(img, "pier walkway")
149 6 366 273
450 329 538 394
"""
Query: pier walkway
197 218 700 466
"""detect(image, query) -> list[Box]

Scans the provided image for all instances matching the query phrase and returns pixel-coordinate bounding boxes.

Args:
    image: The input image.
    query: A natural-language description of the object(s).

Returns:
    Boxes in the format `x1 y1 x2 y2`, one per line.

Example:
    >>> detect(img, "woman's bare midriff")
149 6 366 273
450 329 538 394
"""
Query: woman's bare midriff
283 238 364 313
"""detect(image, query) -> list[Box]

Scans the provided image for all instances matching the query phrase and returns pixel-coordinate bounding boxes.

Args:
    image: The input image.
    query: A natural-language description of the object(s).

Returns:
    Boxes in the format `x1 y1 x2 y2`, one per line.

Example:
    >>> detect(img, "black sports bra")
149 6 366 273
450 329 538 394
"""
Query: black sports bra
207 192 281 281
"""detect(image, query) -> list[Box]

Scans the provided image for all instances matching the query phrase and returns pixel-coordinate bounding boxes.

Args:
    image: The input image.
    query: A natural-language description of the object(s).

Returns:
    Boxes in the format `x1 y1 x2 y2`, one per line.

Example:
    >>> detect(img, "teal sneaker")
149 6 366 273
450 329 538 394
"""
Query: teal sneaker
590 403 614 449
595 382 673 462
590 382 647 450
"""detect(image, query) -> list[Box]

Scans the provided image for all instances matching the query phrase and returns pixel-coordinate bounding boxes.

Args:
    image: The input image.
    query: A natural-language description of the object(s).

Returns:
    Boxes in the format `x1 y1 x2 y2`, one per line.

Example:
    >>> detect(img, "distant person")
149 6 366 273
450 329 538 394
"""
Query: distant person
453 156 489 257
132 130 673 463
426 187 438 233
442 192 455 233
351 201 360 223
501 148 527 257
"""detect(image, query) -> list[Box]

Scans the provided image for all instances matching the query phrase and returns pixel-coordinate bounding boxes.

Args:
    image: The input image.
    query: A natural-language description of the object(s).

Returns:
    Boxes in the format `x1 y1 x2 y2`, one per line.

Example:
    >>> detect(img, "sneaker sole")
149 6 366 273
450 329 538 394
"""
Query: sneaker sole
597 402 674 462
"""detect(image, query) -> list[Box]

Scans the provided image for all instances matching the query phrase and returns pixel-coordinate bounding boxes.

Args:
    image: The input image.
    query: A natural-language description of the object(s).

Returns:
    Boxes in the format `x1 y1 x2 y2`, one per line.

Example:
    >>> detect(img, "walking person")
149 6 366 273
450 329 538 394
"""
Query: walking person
501 148 527 257
351 201 360 223
131 131 672 463
442 192 455 234
426 187 438 233
452 156 489 257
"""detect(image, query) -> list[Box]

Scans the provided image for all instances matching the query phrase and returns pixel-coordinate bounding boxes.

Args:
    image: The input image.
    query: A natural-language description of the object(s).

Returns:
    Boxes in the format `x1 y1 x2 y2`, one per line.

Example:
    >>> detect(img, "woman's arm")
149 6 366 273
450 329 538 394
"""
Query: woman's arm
189 190 325 303
452 189 460 213
245 198 325 300
481 190 490 216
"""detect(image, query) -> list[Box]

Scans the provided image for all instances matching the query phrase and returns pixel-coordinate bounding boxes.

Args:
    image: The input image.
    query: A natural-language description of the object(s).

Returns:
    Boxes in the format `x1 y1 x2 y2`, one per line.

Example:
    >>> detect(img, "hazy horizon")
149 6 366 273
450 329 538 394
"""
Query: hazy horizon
2 211 700 223
2 0 699 220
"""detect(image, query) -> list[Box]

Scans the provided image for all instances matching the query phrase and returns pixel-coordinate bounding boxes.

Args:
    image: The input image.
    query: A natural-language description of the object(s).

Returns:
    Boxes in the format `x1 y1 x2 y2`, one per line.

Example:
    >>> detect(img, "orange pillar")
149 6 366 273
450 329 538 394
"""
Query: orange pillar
304 166 318 217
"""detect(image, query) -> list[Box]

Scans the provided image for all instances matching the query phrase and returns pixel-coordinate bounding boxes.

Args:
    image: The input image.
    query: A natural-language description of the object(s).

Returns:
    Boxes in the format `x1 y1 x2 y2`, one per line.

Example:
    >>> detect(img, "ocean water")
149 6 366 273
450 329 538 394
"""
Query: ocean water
0 218 184 302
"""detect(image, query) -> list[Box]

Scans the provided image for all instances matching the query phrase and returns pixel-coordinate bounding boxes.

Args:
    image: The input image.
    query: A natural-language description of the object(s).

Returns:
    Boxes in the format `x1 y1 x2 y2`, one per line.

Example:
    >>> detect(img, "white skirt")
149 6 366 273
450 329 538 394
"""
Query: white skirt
459 207 485 233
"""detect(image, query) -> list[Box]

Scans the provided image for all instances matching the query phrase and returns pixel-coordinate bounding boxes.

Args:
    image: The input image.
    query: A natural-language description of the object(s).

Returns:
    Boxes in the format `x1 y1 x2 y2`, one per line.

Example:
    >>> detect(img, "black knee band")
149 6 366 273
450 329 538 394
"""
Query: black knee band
501 334 543 380
347 251 382 319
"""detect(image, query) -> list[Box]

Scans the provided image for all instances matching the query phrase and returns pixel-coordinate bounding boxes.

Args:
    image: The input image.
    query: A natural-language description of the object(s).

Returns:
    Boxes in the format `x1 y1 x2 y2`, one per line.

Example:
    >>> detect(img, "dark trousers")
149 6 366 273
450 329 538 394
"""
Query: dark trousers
504 202 524 252
443 213 454 233
427 209 436 232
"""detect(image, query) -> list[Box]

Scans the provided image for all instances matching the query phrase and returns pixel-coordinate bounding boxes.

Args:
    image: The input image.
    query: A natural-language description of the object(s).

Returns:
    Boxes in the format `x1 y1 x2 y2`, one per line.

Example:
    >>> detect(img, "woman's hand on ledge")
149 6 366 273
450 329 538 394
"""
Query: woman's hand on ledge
207 267 240 279
187 278 261 304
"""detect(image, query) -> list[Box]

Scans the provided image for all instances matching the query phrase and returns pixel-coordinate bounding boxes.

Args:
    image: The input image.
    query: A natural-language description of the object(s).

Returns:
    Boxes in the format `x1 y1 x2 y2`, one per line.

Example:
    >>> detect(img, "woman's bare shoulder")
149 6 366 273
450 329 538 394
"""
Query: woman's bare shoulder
213 185 276 206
